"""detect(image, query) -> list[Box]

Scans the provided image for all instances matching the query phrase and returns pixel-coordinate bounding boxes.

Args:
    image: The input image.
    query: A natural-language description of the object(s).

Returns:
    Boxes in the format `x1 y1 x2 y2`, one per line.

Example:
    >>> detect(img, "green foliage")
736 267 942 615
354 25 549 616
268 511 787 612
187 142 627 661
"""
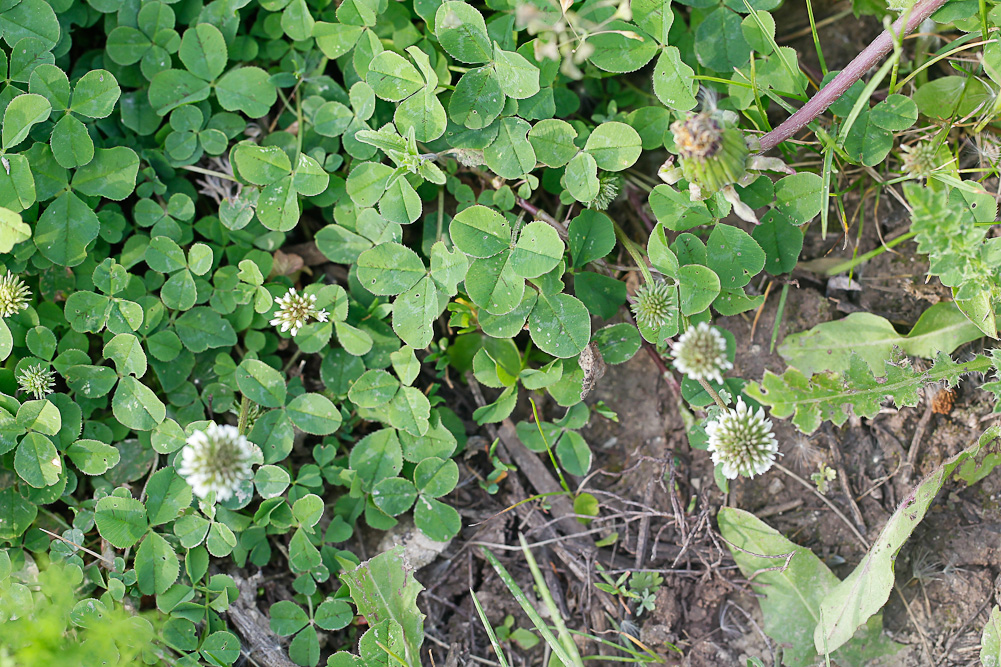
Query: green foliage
718 509 903 667
777 303 986 376
746 351 995 434
721 429 1001 664
905 183 1001 338
339 545 424 666
0 558 156 666
982 606 1001 667
479 536 672 665
0 0 998 664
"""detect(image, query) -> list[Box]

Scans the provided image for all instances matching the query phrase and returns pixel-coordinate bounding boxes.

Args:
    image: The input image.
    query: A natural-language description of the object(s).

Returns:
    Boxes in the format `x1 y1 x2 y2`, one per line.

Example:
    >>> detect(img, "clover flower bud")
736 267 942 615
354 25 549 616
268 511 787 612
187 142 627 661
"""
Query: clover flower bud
0 272 30 318
630 281 675 330
270 288 329 336
670 321 732 383
586 174 621 211
229 402 263 433
178 423 261 502
901 141 939 179
16 364 55 400
706 398 779 479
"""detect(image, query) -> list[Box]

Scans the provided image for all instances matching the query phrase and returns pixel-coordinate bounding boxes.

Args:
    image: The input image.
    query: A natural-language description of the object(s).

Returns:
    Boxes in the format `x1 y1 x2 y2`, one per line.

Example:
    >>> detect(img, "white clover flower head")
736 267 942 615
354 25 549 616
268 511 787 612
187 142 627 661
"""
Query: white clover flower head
16 364 55 400
178 423 260 502
706 398 779 480
270 288 329 336
630 281 675 330
0 272 30 318
670 321 732 383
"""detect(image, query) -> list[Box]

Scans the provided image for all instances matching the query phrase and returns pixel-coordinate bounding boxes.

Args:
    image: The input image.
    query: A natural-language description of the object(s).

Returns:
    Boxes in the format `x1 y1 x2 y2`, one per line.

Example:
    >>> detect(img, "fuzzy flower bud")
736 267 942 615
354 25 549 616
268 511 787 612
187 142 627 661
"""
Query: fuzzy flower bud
270 288 329 336
706 398 779 479
631 281 675 330
16 364 55 400
178 423 261 502
670 322 732 383
0 272 30 318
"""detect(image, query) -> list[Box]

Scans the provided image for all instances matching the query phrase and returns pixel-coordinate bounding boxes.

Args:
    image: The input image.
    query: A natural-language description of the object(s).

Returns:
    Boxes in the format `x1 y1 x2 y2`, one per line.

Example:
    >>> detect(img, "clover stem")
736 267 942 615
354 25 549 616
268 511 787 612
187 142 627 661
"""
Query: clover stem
516 197 569 239
758 0 949 153
698 377 729 411
282 349 303 374
181 164 241 182
613 222 654 285
295 84 304 158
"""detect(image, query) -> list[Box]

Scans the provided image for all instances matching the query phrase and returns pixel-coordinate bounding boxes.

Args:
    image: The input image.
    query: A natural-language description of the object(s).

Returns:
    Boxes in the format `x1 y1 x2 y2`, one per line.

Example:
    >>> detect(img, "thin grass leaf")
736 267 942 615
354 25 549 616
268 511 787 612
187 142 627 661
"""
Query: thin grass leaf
769 283 788 354
742 0 798 85
819 145 834 239
375 641 410 667
479 546 579 667
571 628 673 662
518 533 583 666
471 590 511 667
805 0 827 75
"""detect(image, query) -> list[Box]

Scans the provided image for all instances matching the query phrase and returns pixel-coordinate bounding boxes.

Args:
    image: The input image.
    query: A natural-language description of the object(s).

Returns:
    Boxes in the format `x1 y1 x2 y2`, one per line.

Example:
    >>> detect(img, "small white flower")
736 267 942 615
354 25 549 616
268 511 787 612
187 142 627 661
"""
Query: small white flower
670 321 732 384
269 288 329 336
706 399 779 480
178 423 260 502
16 364 55 400
0 272 30 318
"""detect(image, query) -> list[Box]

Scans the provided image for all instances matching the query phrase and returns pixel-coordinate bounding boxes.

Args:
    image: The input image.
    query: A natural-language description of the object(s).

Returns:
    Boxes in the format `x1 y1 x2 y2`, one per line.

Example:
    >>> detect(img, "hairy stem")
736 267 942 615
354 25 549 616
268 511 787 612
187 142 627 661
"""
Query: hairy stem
237 394 251 436
698 377 729 411
758 0 949 153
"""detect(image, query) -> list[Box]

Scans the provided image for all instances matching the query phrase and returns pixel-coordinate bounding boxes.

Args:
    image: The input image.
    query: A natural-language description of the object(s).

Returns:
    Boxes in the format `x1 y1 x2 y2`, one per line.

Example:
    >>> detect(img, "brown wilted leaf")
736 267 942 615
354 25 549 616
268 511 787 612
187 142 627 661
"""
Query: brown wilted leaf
271 249 305 278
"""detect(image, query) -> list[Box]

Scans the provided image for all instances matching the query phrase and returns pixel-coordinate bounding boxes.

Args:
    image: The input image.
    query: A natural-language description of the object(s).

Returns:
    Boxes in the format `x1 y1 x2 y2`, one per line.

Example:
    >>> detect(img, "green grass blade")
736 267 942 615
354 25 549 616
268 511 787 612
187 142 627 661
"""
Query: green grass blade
742 0 799 87
518 534 583 666
479 546 578 667
820 142 835 239
770 283 789 355
835 55 897 148
470 589 511 667
529 397 572 496
805 0 828 75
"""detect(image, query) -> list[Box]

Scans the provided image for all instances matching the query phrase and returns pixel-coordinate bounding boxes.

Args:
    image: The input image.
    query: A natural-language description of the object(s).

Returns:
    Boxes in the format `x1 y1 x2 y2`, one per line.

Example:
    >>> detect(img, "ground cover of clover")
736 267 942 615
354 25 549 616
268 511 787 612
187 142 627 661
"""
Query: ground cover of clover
3 0 1001 665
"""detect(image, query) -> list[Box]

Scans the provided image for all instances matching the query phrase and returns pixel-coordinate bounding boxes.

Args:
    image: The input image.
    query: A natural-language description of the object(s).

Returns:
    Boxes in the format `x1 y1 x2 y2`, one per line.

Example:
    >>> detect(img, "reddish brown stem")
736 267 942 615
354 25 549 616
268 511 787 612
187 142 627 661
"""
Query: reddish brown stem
758 0 949 153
